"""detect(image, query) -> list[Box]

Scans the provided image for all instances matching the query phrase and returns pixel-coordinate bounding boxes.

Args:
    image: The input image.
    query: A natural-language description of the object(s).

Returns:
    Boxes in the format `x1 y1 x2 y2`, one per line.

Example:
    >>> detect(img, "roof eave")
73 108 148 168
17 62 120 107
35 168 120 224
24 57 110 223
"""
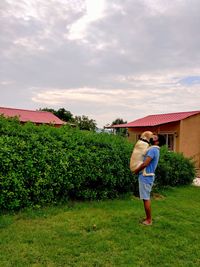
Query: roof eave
112 120 183 128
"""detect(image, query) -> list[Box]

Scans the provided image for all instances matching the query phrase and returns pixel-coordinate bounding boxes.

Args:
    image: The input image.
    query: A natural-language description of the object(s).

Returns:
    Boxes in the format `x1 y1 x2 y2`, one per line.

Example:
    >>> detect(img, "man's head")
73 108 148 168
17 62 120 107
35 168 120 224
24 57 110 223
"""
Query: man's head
150 134 166 147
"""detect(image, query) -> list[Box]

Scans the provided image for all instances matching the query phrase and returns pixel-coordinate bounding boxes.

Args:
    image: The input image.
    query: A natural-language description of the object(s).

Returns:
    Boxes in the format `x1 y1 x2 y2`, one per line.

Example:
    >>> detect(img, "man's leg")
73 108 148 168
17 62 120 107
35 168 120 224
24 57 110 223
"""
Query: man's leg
139 181 153 225
143 199 152 224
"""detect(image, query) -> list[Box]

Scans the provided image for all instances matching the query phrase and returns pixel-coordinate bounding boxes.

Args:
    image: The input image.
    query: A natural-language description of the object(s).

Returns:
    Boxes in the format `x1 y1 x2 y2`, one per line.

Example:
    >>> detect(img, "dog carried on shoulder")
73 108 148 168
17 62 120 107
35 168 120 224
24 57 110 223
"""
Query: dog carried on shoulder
130 131 153 173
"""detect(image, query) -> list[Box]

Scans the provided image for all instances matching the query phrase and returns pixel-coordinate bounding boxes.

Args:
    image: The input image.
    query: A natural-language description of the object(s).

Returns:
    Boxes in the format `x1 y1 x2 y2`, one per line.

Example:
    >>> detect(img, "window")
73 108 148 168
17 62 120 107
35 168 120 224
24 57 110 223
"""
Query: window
162 133 175 151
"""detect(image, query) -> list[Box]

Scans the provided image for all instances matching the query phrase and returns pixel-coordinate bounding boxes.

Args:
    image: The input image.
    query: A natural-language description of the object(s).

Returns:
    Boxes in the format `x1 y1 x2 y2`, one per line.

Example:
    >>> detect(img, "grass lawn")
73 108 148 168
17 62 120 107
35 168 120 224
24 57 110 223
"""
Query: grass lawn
0 186 200 267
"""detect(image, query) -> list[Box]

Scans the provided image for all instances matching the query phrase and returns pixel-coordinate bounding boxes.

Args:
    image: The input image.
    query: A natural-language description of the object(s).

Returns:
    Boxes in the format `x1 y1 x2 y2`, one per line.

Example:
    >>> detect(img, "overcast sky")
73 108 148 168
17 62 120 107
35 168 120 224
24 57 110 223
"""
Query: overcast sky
1 0 200 127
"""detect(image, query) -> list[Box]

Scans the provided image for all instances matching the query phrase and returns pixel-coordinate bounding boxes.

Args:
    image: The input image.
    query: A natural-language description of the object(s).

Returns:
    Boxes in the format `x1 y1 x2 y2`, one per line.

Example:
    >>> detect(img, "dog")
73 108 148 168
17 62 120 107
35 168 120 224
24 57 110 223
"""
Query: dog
130 131 153 173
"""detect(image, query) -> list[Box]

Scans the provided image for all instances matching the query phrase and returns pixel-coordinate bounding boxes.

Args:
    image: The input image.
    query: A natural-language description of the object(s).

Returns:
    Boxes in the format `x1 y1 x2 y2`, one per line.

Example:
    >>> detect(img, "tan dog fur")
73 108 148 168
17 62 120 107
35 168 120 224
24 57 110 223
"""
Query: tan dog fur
130 131 153 173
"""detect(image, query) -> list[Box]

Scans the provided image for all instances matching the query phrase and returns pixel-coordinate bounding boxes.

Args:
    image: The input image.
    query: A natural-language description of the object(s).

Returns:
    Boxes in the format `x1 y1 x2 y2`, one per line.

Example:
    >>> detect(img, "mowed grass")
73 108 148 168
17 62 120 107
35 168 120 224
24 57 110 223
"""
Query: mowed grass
1 186 200 267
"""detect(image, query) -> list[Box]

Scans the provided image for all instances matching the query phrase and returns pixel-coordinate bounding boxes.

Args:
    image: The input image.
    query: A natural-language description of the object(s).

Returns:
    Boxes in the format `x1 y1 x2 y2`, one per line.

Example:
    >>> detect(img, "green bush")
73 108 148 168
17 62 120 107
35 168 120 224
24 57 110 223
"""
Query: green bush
0 116 135 211
155 146 195 187
0 116 196 211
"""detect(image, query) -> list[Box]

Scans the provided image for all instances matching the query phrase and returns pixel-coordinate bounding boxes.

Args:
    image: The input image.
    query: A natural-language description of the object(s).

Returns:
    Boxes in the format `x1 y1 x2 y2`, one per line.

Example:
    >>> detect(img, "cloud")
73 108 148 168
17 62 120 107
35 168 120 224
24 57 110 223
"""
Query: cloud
32 87 142 106
0 80 14 85
31 76 200 127
66 0 106 40
1 0 200 127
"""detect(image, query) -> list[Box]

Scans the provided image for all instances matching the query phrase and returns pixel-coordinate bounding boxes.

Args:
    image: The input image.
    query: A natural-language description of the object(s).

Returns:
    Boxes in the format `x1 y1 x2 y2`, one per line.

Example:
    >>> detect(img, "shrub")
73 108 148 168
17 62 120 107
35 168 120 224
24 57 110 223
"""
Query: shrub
155 146 195 187
0 117 135 211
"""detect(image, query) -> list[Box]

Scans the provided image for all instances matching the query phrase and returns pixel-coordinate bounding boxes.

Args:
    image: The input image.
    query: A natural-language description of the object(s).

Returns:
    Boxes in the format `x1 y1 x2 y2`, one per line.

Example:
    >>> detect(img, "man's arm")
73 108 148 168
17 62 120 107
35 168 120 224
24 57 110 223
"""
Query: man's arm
134 156 152 175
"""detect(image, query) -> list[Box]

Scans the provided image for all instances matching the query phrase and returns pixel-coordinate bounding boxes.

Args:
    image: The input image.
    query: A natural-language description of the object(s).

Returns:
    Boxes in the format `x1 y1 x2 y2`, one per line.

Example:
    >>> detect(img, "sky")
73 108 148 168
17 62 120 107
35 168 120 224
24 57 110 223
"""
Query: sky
1 0 200 128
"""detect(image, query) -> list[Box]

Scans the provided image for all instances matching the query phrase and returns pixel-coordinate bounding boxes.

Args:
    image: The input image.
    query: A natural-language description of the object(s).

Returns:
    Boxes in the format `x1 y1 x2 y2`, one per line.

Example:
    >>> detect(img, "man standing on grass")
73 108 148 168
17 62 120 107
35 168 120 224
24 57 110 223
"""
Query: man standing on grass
134 134 166 226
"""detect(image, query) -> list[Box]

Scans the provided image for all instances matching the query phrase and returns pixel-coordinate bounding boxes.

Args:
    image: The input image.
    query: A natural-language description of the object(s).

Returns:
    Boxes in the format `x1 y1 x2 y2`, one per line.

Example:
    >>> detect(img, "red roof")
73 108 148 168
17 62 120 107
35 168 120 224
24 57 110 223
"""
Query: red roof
112 110 200 128
0 107 65 125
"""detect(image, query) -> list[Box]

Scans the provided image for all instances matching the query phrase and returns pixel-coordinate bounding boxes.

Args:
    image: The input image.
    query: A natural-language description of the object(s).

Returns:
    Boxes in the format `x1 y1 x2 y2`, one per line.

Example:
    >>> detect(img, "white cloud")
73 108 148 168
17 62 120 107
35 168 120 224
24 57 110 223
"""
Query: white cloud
14 37 45 52
142 0 184 15
0 80 14 85
32 87 141 106
66 0 106 40
1 0 200 127
116 69 200 87
30 81 200 127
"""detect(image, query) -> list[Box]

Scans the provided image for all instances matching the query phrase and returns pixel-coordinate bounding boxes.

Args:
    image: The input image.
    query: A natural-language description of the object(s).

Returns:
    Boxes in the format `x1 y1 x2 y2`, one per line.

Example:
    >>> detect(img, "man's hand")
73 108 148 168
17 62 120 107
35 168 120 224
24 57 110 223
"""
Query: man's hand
134 156 152 175
134 168 140 175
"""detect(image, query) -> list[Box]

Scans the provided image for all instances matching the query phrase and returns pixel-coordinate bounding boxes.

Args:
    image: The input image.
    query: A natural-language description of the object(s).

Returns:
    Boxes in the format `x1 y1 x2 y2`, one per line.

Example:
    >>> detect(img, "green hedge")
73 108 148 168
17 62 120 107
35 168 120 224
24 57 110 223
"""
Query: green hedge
0 116 196 211
155 146 195 187
0 116 135 211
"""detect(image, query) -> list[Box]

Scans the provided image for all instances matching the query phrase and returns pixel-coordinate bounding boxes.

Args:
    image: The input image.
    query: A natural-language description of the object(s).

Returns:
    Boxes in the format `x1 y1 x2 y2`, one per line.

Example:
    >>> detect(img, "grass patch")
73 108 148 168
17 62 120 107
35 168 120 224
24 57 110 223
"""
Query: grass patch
0 186 200 266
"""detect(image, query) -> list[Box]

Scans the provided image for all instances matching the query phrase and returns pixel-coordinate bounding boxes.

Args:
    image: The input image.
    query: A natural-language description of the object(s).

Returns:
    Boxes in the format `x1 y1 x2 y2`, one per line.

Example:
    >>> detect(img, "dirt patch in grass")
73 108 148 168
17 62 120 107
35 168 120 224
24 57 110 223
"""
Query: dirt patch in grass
152 192 165 200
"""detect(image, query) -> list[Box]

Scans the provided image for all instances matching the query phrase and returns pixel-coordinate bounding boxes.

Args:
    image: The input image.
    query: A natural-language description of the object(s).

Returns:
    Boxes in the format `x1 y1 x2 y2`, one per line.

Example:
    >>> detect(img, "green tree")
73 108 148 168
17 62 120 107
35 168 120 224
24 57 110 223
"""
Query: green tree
39 108 56 114
74 115 97 131
56 108 74 122
39 108 74 122
112 118 127 125
39 108 97 131
112 118 127 137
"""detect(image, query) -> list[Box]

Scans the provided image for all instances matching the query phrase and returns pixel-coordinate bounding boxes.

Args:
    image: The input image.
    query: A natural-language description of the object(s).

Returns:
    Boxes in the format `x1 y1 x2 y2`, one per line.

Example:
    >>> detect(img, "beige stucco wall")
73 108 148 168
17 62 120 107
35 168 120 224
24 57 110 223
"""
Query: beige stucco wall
179 114 200 168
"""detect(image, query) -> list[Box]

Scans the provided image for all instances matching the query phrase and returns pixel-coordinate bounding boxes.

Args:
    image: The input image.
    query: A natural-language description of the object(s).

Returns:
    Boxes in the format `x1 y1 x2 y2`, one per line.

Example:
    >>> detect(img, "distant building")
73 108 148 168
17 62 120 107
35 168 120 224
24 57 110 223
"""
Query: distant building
96 128 114 134
0 106 65 127
109 110 200 169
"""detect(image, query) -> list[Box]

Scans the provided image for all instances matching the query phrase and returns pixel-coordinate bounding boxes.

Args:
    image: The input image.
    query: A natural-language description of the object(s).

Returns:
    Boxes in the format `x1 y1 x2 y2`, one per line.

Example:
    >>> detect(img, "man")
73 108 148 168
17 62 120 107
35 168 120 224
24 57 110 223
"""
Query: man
134 134 166 226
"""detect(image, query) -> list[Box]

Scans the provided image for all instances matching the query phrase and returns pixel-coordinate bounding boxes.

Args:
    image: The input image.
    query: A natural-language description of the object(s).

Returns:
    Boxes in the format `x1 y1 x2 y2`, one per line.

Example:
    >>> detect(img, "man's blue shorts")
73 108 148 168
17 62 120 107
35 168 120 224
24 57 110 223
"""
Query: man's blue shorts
139 180 153 200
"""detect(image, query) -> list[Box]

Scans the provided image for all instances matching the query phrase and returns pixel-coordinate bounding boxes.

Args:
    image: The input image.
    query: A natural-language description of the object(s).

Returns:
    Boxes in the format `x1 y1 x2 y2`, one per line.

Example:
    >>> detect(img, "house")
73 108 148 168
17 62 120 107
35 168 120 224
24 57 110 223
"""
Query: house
111 110 200 168
0 107 65 127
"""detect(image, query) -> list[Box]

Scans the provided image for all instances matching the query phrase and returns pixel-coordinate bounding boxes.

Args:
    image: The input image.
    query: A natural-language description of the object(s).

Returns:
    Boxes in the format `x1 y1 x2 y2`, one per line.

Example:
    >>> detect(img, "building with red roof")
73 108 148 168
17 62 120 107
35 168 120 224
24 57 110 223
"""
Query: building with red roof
0 106 65 127
110 110 200 168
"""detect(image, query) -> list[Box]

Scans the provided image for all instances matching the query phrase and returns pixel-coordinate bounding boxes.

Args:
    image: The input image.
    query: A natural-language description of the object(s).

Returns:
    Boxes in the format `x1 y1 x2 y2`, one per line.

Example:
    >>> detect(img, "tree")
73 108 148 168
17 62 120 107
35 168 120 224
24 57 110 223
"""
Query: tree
39 108 97 131
111 118 127 137
39 108 74 122
56 108 74 122
39 107 56 114
112 118 127 125
74 115 97 131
